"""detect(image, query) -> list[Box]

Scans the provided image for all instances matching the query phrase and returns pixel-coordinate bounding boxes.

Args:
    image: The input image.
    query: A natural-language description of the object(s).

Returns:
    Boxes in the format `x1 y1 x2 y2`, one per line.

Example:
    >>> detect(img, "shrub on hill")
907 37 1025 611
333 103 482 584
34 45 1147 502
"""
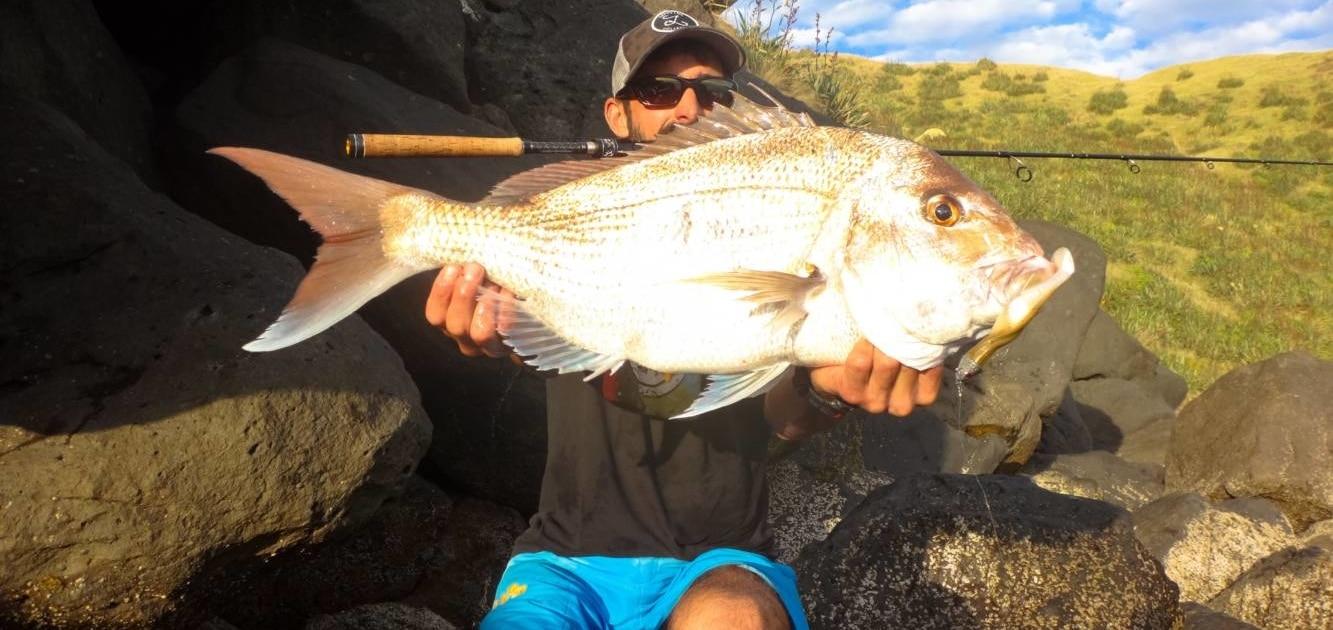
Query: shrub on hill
1217 76 1245 89
1106 118 1145 138
1259 85 1307 108
1143 86 1198 116
918 73 962 100
1088 87 1129 114
977 57 998 72
882 61 916 76
1033 71 1049 82
1176 68 1194 81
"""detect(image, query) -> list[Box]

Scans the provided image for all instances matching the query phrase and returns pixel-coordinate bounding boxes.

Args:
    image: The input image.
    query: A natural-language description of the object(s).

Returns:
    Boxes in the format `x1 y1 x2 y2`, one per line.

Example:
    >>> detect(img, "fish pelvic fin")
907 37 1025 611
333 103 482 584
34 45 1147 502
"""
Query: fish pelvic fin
672 363 792 419
685 269 824 333
208 147 426 352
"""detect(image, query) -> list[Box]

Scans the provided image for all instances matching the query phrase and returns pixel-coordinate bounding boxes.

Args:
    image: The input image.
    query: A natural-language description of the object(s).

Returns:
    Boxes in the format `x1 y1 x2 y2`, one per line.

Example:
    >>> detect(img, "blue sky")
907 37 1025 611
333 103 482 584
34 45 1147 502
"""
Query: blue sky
722 0 1333 78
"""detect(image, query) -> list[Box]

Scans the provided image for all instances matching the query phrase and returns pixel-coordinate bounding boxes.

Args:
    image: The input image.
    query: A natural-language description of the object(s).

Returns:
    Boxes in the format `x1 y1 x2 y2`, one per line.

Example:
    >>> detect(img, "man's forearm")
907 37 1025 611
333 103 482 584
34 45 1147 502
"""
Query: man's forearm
763 369 843 441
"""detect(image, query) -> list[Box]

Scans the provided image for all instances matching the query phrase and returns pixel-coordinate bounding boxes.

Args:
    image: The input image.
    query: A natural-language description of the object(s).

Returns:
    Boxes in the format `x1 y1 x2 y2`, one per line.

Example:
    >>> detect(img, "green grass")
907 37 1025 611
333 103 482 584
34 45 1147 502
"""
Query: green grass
742 41 1333 397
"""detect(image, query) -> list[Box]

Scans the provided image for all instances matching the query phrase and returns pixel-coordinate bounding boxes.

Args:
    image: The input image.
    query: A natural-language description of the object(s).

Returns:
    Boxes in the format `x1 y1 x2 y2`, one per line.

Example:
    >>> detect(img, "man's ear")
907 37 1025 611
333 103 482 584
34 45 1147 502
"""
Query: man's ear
604 97 630 138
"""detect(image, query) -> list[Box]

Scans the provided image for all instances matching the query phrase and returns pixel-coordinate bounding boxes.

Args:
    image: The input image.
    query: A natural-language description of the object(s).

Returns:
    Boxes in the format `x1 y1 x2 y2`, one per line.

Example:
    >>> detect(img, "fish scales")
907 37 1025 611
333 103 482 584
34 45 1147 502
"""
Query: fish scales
382 128 882 371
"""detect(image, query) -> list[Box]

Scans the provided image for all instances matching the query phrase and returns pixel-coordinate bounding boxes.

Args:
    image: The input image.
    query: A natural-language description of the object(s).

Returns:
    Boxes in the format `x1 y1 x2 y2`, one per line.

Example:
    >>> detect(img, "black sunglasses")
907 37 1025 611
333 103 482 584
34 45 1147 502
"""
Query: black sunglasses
618 75 737 108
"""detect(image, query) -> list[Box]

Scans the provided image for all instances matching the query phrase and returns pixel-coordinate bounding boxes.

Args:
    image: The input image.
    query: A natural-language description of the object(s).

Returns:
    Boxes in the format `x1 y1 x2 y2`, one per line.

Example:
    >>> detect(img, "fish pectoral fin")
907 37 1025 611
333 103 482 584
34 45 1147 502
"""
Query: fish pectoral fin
479 286 625 380
686 269 824 332
671 363 792 419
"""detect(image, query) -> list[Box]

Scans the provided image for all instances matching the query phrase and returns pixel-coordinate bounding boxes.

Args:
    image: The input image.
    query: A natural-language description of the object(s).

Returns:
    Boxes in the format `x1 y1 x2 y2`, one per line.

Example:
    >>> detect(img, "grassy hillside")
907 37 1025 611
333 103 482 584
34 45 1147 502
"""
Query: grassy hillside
757 48 1332 396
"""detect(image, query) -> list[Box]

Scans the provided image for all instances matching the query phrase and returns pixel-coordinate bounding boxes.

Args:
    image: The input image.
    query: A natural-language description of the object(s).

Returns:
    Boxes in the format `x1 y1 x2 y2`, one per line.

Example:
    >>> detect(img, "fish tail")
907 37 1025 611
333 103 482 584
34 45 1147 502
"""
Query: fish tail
208 147 428 352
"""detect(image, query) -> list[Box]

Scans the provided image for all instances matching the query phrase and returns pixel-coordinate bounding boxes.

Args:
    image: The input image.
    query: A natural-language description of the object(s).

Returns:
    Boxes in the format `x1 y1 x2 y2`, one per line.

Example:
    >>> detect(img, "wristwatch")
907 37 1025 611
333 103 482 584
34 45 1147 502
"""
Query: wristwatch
791 367 857 419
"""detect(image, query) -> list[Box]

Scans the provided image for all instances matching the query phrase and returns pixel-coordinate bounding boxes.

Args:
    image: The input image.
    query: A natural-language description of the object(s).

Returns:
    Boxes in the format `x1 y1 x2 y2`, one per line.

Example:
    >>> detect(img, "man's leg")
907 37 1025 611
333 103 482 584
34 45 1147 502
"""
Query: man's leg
480 552 611 630
666 565 791 630
644 548 808 630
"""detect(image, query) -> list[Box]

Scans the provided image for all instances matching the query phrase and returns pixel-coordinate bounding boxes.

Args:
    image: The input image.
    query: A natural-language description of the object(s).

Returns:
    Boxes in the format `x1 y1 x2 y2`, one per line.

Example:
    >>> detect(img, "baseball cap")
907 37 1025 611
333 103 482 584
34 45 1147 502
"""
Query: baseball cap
611 10 747 95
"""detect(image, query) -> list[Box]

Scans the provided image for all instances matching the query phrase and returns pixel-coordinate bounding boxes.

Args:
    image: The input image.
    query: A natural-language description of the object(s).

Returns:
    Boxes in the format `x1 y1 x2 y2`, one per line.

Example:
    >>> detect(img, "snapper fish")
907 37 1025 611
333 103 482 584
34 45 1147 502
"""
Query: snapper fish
211 93 1074 418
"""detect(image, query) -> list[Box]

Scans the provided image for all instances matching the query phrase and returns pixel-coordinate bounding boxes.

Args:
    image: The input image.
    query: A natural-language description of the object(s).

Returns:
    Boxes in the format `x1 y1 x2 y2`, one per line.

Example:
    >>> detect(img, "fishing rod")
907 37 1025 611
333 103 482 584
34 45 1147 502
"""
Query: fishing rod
344 133 1332 181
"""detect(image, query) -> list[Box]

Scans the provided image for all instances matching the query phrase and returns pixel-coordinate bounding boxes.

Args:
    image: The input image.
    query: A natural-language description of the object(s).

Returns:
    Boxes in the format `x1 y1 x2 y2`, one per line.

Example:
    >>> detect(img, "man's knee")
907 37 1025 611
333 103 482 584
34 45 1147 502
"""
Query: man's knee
667 565 791 630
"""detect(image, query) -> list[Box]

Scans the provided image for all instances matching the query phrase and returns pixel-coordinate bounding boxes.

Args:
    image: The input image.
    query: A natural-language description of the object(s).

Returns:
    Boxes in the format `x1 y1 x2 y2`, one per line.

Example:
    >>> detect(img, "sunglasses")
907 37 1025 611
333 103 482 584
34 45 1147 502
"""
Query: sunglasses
618 75 737 108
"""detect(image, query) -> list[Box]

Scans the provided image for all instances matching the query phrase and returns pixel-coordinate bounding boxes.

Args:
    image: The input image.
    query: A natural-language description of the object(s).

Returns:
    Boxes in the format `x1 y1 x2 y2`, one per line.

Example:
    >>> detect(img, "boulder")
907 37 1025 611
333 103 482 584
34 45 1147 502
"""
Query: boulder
1071 377 1176 465
219 0 473 113
767 433 893 563
1208 546 1333 630
1035 388 1096 455
305 602 457 630
167 37 553 511
0 93 430 628
1131 493 1294 602
464 0 649 139
1302 518 1333 551
1020 450 1164 511
0 0 155 179
211 477 525 629
1179 602 1259 630
1166 351 1333 530
1073 309 1188 409
796 474 1179 629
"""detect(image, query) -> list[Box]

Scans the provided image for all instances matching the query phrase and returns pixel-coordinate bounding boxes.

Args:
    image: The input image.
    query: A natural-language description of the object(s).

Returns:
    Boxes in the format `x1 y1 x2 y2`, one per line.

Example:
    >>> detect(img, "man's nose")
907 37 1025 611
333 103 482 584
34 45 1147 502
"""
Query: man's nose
674 87 706 124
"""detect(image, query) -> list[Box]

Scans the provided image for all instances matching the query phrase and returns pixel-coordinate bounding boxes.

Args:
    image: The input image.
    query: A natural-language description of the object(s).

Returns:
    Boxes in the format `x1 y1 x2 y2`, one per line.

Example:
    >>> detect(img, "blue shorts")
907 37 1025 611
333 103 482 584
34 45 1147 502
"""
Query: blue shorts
480 548 809 629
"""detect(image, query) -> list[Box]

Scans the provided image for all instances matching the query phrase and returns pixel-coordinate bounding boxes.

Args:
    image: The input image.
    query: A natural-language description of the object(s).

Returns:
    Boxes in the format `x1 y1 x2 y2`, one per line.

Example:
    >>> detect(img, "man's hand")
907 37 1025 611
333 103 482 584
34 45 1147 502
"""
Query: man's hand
765 339 944 441
425 263 514 358
809 339 943 416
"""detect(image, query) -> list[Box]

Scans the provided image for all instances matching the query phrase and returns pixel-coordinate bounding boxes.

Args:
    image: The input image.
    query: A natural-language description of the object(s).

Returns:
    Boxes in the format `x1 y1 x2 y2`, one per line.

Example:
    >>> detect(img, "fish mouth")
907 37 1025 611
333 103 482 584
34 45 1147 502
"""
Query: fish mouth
959 247 1076 378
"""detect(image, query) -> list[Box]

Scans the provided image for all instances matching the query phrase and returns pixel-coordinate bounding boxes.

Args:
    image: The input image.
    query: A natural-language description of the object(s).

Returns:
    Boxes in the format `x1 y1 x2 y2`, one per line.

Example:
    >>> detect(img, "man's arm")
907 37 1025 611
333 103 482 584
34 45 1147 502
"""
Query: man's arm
763 340 944 442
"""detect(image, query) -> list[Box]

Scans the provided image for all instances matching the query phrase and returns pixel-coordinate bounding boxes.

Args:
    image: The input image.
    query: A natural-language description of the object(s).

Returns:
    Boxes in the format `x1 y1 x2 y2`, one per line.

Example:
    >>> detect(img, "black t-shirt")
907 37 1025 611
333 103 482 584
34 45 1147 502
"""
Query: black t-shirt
512 368 774 560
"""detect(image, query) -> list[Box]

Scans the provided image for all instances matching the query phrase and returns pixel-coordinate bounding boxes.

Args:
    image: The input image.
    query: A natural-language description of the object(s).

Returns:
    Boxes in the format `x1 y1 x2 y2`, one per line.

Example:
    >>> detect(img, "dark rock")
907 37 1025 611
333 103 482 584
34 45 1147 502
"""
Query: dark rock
1179 602 1259 630
767 429 894 563
213 477 524 629
1020 450 1164 511
1073 309 1188 409
1035 388 1096 454
222 0 472 113
1131 492 1293 602
1302 519 1333 551
0 0 155 179
0 93 430 628
305 602 457 630
464 0 649 139
1208 546 1333 629
1071 376 1176 465
1166 351 1333 530
796 474 1179 629
167 37 553 511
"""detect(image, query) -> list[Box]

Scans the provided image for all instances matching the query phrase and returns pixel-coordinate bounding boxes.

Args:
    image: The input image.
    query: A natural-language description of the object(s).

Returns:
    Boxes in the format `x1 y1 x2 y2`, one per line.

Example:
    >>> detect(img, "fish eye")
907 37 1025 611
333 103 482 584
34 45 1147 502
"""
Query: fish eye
922 193 962 227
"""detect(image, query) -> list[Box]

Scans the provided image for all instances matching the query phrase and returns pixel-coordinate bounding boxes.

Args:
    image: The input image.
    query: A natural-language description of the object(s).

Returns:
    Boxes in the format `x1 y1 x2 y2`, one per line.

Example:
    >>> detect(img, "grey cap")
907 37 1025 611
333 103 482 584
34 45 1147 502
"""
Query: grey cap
611 10 747 95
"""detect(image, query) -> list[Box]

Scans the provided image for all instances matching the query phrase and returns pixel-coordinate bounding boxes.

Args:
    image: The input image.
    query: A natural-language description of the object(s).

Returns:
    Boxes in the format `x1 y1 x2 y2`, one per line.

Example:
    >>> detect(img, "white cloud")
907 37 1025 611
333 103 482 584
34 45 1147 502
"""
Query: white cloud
1099 0 1315 36
726 0 1333 77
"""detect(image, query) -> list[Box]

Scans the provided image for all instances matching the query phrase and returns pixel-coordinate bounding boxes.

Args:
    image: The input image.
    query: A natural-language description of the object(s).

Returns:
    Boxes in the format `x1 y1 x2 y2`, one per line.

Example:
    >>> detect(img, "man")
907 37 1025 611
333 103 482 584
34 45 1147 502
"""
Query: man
426 11 943 629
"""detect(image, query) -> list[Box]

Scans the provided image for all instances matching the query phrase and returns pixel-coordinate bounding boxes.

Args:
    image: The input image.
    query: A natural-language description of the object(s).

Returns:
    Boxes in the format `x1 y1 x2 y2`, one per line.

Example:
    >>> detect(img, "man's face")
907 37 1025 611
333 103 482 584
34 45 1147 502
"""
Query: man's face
605 51 729 142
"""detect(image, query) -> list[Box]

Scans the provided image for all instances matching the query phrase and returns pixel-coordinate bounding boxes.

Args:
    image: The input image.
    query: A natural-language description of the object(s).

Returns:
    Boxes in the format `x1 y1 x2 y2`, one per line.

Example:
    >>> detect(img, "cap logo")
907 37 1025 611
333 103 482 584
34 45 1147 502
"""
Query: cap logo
652 10 698 32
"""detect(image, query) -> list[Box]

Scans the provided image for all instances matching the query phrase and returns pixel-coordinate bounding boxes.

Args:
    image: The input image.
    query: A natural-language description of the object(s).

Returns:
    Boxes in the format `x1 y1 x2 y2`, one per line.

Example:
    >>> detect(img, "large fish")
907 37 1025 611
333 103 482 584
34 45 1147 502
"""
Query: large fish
211 95 1074 418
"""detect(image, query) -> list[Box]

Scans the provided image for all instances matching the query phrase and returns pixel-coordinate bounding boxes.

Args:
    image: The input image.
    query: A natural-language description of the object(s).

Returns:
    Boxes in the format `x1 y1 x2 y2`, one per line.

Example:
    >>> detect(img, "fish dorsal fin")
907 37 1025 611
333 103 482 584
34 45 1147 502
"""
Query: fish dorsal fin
673 363 792 419
483 92 814 204
483 155 646 205
479 286 625 380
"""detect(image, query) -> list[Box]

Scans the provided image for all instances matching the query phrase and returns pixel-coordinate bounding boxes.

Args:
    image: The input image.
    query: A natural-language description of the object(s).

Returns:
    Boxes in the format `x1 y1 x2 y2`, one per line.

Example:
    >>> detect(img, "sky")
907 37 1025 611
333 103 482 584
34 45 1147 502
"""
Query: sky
721 0 1333 78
